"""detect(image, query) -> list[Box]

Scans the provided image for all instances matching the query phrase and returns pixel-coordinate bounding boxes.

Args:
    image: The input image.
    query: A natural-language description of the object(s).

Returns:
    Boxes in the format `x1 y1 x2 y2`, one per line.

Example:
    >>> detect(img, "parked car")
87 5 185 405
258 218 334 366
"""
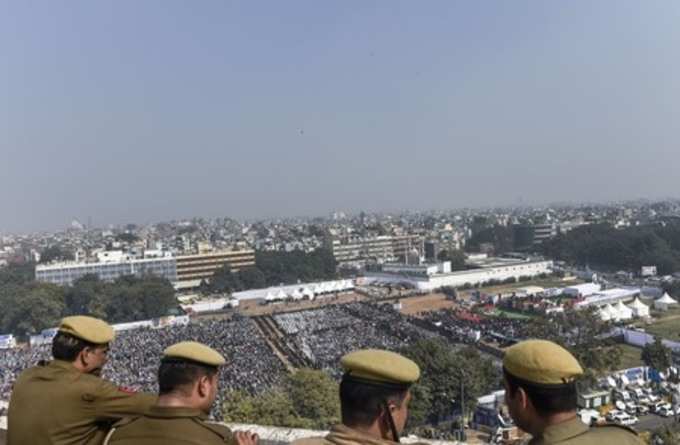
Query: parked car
651 402 672 414
636 404 649 415
606 410 623 422
614 389 631 402
625 402 638 415
658 406 676 417
612 413 638 426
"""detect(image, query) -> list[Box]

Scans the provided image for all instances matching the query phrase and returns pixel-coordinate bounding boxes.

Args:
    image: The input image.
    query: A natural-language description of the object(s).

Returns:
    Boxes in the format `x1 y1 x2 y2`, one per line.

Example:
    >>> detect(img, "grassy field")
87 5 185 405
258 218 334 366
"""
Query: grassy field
618 343 644 369
492 308 533 320
639 307 680 341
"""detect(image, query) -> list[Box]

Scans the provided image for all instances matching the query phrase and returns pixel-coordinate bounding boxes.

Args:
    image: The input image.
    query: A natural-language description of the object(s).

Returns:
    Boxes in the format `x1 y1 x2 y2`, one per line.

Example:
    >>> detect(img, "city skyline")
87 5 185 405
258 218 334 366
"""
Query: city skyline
2 1 680 232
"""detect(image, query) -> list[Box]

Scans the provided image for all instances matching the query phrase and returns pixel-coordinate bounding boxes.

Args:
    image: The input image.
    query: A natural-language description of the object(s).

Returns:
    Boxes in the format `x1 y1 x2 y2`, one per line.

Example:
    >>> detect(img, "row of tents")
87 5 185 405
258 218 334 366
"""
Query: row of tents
262 280 355 302
597 293 678 322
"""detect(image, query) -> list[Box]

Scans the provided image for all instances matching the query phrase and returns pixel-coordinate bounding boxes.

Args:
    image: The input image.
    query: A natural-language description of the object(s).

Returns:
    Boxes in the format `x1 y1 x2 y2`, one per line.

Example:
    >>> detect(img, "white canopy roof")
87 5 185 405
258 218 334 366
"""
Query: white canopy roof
658 293 677 304
628 298 648 310
615 301 633 319
289 289 303 300
598 307 611 321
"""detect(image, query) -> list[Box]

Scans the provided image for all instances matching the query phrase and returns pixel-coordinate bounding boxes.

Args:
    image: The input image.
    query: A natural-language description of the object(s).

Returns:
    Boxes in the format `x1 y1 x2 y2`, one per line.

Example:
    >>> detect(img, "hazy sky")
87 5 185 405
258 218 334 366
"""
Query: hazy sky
1 1 679 232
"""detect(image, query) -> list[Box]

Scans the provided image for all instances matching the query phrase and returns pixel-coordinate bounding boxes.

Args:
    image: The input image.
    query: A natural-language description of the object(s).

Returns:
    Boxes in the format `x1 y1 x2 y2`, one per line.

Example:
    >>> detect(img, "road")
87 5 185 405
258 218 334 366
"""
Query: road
636 413 679 433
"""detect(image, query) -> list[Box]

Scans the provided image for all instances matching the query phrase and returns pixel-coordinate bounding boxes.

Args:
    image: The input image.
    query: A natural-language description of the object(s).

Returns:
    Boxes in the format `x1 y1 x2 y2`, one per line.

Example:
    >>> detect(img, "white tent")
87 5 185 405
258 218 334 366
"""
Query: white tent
289 288 303 300
598 306 611 321
604 304 619 321
274 289 287 300
313 284 324 295
655 293 678 311
264 292 277 302
628 298 650 318
615 301 633 320
301 287 315 299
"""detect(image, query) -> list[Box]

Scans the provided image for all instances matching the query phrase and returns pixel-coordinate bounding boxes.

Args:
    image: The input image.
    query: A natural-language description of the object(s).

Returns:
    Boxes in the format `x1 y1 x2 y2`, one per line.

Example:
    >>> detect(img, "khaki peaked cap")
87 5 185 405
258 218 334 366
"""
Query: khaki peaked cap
163 341 226 367
59 315 115 344
503 339 583 385
341 349 420 385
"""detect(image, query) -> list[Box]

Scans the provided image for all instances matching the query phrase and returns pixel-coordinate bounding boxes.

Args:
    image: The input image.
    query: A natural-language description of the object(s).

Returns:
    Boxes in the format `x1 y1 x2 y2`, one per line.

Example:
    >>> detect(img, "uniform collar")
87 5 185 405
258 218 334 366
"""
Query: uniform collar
147 405 208 420
538 416 588 444
326 424 397 445
49 359 78 371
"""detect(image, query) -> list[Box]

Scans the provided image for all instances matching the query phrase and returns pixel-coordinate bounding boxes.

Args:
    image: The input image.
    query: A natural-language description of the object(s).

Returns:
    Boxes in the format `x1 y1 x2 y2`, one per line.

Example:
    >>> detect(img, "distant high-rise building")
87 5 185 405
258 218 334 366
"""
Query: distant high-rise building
174 249 256 290
35 254 177 286
424 240 441 261
331 235 423 266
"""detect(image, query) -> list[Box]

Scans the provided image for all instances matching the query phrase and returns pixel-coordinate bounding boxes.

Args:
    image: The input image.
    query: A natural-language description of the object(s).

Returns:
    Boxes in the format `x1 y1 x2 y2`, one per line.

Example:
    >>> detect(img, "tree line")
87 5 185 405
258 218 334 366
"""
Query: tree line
202 248 338 294
541 222 680 275
0 264 177 337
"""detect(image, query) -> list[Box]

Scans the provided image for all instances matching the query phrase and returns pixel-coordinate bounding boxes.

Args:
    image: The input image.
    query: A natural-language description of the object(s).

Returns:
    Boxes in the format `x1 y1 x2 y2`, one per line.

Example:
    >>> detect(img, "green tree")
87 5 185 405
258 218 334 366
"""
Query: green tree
0 263 36 285
39 245 74 264
208 264 242 294
642 336 672 372
525 308 622 388
64 274 108 318
222 369 339 429
401 339 499 425
438 250 467 271
0 283 65 336
115 233 140 243
237 267 267 290
255 248 337 286
287 369 340 428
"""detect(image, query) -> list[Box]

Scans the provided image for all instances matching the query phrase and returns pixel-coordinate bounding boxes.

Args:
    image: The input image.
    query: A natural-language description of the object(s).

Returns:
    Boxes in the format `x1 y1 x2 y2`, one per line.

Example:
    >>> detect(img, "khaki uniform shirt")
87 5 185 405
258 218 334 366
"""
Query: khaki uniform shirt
104 406 235 445
292 424 410 445
529 417 644 445
7 360 156 445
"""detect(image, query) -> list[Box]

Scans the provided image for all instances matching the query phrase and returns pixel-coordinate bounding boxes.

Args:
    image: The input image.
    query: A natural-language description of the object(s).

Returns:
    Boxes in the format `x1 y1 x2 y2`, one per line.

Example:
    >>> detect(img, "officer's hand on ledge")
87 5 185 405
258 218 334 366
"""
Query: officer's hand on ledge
234 430 259 445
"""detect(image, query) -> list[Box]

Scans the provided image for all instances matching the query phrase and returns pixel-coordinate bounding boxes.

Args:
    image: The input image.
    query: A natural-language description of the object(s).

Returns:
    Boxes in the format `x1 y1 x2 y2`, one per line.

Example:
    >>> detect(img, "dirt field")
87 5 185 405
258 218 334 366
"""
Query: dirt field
194 292 368 320
396 293 458 316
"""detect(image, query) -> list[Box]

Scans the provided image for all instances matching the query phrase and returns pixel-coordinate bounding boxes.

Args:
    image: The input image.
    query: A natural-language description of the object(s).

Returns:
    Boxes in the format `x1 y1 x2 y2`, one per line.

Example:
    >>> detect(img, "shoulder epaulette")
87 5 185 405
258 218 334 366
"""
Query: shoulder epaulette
103 417 143 445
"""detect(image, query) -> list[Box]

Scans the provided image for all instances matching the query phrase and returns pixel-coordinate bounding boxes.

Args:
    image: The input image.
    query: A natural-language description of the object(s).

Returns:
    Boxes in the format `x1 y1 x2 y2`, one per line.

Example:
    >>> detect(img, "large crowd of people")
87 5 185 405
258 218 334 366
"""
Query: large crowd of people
0 315 286 419
274 302 440 376
0 300 526 421
421 308 531 346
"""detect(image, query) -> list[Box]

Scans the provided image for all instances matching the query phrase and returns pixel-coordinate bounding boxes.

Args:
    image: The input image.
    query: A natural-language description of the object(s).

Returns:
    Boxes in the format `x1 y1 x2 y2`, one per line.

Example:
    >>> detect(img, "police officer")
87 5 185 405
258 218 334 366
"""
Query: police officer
104 341 258 445
502 339 644 445
7 315 156 445
294 349 420 445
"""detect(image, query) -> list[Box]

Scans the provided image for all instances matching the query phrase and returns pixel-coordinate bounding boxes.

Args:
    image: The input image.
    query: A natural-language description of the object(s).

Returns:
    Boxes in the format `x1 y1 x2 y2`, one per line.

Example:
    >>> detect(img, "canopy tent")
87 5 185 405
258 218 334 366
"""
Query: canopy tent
603 304 620 321
598 305 614 321
301 287 315 299
327 281 340 293
655 293 678 311
264 292 277 302
289 288 303 300
615 301 633 320
627 298 650 318
274 289 287 300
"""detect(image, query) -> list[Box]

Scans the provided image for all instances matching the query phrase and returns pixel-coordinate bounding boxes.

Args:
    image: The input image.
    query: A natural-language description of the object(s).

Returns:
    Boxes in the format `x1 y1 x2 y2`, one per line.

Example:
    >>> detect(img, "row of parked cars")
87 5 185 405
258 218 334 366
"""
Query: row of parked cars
606 400 678 425
580 383 680 427
610 385 679 424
